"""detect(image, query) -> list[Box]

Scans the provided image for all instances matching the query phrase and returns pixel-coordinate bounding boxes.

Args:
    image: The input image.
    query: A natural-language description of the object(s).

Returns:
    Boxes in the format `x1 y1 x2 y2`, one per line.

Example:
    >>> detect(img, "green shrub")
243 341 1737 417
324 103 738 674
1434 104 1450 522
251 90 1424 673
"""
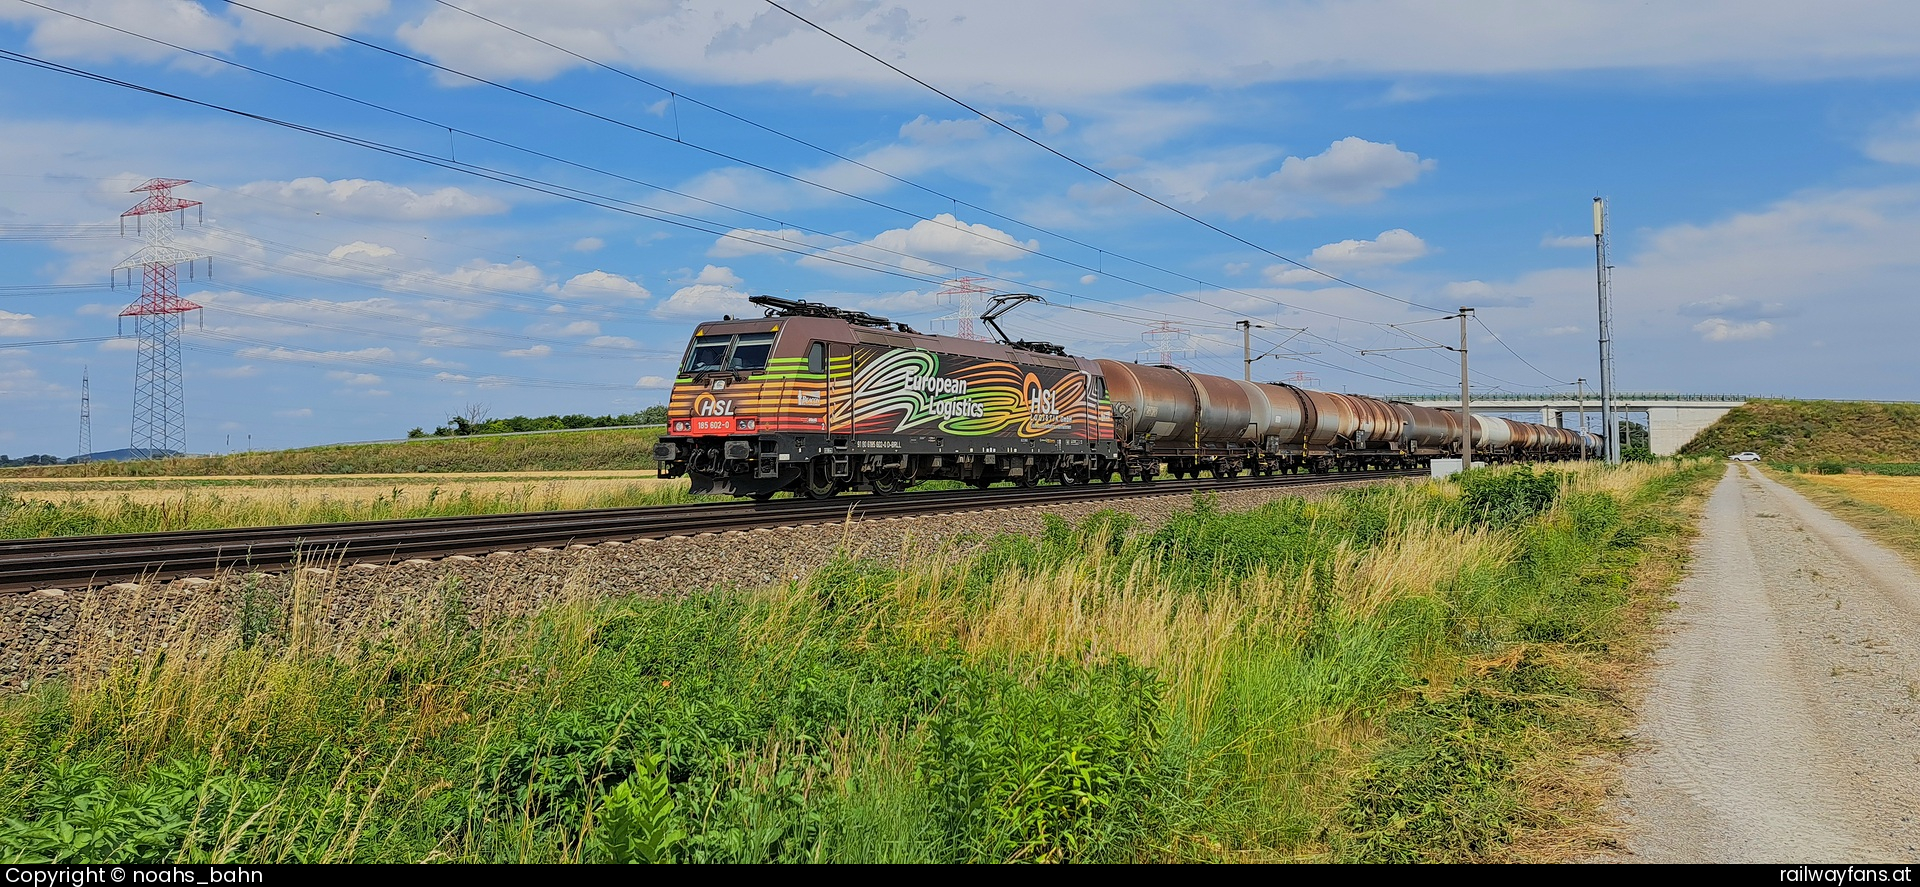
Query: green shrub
922 658 1164 863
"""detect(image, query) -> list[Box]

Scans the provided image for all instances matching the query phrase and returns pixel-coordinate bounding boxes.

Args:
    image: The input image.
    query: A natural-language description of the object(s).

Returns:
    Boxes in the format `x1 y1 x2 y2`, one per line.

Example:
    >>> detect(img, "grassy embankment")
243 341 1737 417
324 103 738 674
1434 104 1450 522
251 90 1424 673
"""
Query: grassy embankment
1681 398 1920 563
1679 399 1920 469
0 461 1717 863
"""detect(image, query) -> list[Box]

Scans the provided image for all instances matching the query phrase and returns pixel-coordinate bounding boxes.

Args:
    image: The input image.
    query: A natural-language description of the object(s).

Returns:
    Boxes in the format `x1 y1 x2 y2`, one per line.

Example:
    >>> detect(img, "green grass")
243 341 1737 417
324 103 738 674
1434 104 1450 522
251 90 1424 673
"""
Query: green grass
0 483 714 540
0 427 666 479
1679 399 1920 462
0 461 1716 863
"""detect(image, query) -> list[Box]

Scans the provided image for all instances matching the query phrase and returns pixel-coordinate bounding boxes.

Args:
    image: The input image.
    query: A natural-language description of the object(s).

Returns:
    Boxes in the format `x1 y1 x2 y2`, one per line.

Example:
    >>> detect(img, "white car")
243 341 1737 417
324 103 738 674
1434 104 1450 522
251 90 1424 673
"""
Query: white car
1730 452 1761 462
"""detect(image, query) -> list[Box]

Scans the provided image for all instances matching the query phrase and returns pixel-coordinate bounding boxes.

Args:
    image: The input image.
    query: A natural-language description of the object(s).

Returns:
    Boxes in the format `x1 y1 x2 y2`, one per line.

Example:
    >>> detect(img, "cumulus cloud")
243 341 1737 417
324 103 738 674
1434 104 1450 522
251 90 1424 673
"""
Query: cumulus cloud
505 344 553 358
1541 234 1591 248
656 266 752 318
1202 138 1435 219
588 335 639 348
799 214 1036 275
327 241 398 261
635 375 672 388
237 177 506 220
548 270 649 301
1693 318 1777 342
0 311 36 336
1307 229 1429 268
442 260 546 293
572 237 605 252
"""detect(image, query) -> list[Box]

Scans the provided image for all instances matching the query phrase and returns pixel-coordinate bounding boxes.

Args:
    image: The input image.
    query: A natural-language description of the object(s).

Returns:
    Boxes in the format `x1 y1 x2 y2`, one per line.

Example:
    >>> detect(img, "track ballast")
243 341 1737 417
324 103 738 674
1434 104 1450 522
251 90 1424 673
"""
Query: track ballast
0 469 1424 593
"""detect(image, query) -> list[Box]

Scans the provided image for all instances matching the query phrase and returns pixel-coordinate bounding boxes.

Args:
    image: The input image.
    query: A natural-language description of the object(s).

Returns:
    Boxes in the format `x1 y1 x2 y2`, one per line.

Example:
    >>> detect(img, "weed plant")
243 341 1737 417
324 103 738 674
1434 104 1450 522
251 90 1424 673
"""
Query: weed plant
0 461 1716 862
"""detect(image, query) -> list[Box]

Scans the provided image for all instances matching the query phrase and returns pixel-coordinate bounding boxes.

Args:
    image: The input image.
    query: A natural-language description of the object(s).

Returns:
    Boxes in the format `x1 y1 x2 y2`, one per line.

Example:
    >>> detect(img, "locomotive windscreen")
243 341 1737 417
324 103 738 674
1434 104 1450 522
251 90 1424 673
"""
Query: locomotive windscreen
681 332 776 373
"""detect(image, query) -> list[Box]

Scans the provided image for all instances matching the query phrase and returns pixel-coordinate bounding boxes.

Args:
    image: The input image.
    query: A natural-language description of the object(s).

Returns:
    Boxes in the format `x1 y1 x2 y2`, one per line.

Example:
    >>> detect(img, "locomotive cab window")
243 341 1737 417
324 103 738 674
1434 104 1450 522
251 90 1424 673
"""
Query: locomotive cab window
683 335 732 373
806 341 826 374
727 333 776 371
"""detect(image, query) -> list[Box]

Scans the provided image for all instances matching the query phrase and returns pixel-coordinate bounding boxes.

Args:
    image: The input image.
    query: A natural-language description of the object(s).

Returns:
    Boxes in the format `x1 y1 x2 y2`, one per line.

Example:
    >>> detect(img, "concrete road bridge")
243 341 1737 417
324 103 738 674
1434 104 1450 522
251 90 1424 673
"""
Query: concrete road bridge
1382 393 1750 456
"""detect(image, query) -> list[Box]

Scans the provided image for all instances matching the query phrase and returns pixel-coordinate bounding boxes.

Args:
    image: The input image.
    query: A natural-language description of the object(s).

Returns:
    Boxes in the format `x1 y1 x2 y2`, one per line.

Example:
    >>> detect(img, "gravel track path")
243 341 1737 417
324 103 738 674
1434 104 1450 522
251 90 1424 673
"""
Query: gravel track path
1603 464 1920 862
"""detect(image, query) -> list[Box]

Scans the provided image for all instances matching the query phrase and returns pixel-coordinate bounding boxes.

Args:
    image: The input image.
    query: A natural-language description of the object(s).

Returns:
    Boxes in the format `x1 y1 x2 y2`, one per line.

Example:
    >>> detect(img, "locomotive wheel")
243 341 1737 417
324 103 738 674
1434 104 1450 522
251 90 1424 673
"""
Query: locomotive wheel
868 469 906 496
803 460 839 499
1012 470 1039 489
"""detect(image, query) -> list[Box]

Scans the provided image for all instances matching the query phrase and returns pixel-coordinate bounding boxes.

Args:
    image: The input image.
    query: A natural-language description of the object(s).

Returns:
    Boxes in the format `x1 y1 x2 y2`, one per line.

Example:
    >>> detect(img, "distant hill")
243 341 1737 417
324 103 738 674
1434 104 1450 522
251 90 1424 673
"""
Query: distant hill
1679 399 1920 462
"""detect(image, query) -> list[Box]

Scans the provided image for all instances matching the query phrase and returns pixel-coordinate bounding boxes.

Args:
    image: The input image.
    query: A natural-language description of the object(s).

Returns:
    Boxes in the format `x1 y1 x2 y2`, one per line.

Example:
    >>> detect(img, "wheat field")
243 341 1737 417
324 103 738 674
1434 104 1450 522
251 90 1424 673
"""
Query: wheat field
1795 474 1920 519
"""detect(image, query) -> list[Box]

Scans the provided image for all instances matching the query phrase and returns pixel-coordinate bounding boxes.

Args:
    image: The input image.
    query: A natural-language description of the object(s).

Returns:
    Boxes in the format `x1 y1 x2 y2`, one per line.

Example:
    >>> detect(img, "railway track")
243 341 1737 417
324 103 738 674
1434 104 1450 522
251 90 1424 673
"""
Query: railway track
0 469 1425 593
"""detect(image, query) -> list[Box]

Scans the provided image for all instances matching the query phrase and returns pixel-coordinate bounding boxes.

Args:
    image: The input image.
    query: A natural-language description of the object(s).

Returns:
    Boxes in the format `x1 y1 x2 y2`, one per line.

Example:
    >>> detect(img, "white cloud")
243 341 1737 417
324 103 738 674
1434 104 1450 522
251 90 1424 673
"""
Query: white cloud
1864 111 1920 165
433 371 472 383
0 0 387 64
505 344 553 358
0 311 36 336
656 268 753 318
328 241 398 261
1693 318 1777 342
1541 234 1591 248
635 375 671 388
1080 274 1099 285
572 237 605 252
588 335 639 348
694 265 743 287
1201 138 1435 219
236 177 506 220
325 371 384 386
442 260 546 293
799 214 1037 275
1306 229 1429 268
548 270 650 301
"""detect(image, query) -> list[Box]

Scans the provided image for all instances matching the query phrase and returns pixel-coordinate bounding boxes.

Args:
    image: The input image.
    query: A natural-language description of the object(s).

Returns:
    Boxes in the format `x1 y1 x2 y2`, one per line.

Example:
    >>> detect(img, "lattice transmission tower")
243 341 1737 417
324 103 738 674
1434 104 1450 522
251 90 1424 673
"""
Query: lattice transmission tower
933 277 994 340
112 178 207 459
1137 322 1195 367
77 367 92 462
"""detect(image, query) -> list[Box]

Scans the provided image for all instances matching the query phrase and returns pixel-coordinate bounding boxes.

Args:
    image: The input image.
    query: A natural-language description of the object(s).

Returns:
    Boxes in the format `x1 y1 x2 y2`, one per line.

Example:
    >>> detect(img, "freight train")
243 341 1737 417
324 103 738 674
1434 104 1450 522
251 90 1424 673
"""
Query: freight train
652 296 1599 499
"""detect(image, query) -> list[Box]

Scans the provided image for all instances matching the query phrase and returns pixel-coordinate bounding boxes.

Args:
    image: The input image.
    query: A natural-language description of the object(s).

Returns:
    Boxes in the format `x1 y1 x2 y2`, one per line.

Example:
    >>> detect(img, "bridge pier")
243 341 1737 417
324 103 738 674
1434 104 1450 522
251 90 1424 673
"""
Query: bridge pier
1646 405 1734 456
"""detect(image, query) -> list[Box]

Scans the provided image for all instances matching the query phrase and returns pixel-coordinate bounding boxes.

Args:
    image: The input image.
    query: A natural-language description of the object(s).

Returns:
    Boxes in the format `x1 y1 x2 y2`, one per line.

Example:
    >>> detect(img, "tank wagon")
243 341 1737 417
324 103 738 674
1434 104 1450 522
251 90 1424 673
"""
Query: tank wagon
653 297 1601 498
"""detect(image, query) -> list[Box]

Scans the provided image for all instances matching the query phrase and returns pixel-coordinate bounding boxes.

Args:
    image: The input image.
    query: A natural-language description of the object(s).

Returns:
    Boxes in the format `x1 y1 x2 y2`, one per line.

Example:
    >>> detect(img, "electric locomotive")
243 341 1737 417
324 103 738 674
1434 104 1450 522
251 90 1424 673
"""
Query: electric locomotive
652 296 1115 498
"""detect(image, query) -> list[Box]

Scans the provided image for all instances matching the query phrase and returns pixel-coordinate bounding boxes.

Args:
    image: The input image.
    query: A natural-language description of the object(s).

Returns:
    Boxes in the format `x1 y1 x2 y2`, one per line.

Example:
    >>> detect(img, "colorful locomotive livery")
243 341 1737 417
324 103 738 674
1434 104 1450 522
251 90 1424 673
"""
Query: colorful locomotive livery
654 296 1599 499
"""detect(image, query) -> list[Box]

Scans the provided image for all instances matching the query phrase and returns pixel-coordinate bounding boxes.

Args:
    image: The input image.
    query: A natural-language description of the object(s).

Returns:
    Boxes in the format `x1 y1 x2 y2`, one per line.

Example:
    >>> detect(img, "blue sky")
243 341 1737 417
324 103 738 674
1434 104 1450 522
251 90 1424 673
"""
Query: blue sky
3 0 1919 457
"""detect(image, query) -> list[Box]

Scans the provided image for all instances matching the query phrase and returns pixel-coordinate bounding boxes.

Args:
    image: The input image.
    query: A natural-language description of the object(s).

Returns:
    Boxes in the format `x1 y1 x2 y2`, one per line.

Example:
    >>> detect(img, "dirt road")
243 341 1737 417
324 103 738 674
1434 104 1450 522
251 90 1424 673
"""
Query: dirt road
1603 464 1920 861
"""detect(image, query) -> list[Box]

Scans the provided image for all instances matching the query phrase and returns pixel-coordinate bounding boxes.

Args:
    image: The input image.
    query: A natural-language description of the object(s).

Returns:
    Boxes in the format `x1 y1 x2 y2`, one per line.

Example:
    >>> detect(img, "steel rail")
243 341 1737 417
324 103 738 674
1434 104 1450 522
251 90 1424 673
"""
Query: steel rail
0 469 1424 593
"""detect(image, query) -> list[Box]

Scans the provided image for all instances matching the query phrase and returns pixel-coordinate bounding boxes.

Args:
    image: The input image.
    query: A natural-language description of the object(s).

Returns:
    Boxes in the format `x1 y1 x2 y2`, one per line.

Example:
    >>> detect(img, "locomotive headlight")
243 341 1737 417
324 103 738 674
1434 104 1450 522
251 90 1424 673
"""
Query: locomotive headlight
671 419 692 433
737 418 758 431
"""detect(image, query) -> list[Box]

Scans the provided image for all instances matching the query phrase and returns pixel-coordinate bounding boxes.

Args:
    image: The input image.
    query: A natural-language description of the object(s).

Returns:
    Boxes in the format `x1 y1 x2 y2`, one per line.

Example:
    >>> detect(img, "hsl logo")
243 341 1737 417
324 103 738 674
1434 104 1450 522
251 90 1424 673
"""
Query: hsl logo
693 393 737 416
